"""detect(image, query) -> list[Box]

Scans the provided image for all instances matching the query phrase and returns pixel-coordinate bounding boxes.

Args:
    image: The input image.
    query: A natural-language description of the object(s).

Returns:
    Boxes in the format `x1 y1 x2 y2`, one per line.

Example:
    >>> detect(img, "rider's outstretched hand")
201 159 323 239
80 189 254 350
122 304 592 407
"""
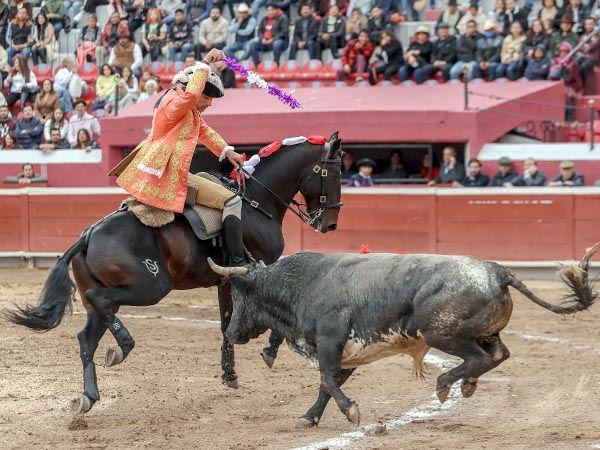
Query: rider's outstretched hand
202 49 225 65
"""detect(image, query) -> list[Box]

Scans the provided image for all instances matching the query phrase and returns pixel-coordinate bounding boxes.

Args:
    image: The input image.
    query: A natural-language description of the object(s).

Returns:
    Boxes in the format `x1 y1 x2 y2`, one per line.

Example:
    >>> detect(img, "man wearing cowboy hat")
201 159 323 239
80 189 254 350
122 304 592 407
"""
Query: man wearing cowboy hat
108 30 143 75
398 25 433 84
223 3 257 60
109 49 250 268
549 13 578 58
471 19 503 81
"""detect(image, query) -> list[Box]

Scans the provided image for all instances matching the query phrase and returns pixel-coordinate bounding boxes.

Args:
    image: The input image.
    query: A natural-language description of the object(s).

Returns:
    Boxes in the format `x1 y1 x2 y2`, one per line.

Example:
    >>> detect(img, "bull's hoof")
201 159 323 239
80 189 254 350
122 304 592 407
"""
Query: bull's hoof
461 378 478 398
344 403 360 426
222 377 239 389
297 416 319 428
70 395 92 415
436 386 450 404
104 346 124 368
261 352 276 369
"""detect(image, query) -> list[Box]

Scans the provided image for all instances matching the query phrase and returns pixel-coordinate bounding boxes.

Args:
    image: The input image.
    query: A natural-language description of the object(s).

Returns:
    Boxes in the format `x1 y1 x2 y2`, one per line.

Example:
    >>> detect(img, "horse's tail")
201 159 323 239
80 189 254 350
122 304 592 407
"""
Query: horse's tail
6 232 88 331
508 242 600 315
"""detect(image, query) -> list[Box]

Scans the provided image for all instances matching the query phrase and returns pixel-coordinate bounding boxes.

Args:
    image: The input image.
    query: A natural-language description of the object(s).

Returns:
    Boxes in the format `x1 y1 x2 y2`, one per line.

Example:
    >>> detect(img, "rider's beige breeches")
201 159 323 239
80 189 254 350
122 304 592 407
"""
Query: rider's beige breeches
187 173 235 210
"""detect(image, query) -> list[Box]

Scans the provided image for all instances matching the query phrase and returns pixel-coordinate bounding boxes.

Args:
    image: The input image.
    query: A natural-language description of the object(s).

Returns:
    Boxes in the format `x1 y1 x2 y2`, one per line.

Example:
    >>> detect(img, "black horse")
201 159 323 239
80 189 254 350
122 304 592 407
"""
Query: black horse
8 132 343 415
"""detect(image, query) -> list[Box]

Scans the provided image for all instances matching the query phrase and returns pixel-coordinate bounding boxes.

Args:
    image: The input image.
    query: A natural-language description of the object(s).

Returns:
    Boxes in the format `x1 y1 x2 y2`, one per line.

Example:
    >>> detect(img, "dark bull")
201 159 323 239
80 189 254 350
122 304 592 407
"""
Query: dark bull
209 244 599 427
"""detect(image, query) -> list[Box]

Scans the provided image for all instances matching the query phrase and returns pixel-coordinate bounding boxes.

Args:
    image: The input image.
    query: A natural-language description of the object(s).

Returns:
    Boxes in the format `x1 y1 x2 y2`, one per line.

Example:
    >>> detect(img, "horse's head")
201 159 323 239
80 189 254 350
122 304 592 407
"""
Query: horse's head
299 132 343 233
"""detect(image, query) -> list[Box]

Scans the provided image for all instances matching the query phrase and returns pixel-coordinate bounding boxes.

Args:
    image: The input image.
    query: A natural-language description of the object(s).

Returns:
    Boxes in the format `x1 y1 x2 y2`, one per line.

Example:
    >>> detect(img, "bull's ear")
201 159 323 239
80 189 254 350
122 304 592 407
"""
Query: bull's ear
230 273 256 290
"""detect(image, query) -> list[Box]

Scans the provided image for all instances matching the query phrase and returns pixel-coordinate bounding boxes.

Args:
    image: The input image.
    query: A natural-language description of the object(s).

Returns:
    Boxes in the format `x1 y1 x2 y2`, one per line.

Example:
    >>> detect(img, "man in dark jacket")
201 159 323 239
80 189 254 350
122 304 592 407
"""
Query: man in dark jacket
398 25 433 84
472 19 503 80
524 44 551 80
449 19 481 80
422 22 457 82
318 4 344 57
167 9 194 61
488 156 518 186
289 3 320 60
455 158 489 187
502 0 532 32
15 105 43 149
0 0 9 48
428 146 465 185
248 3 289 65
0 105 16 141
547 160 585 186
367 4 391 44
507 157 547 186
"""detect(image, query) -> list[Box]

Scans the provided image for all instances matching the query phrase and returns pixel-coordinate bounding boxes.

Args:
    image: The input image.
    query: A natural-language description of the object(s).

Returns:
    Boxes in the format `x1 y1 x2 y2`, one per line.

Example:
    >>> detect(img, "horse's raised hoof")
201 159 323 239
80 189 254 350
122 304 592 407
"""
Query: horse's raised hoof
261 351 276 369
297 416 319 428
437 386 451 404
222 378 239 389
70 395 92 415
345 403 360 426
104 346 124 367
461 378 478 398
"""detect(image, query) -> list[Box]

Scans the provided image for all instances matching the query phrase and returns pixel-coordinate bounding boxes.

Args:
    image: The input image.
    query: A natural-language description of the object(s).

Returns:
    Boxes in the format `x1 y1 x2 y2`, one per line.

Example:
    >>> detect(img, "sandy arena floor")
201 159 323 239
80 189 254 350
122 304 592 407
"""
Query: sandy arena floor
0 268 599 450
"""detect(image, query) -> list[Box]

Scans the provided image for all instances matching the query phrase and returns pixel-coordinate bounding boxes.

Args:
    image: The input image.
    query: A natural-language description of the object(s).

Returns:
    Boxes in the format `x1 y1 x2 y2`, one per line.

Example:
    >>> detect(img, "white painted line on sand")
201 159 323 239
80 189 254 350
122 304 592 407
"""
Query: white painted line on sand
505 331 600 356
290 354 462 450
72 310 220 325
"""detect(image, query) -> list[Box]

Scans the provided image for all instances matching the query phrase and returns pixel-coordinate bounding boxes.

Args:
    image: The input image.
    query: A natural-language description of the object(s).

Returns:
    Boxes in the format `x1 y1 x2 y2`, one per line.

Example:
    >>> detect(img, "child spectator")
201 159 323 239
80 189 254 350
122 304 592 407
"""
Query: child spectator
3 163 47 183
524 44 551 80
15 104 43 148
337 29 374 81
348 158 376 187
34 79 60 123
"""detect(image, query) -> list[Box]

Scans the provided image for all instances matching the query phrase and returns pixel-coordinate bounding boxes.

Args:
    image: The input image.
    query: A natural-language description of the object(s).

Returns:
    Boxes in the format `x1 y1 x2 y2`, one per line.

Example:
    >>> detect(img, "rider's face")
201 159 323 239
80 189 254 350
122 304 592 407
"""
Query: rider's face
196 94 213 113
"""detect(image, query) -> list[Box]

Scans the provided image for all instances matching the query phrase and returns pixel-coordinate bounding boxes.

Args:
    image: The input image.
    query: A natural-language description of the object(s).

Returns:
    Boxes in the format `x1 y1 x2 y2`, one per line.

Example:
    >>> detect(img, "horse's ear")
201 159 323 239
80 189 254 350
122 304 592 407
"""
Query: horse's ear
328 131 339 142
328 131 341 158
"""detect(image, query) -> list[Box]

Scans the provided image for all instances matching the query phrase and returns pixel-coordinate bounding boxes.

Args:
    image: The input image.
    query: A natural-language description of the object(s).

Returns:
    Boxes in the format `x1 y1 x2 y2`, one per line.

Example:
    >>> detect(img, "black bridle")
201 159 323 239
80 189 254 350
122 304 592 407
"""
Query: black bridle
238 142 343 228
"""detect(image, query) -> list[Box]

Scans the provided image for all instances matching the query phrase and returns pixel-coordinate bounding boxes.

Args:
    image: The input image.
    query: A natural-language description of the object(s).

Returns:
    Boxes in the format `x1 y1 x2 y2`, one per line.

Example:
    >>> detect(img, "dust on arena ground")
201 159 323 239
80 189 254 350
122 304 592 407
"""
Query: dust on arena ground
0 268 599 450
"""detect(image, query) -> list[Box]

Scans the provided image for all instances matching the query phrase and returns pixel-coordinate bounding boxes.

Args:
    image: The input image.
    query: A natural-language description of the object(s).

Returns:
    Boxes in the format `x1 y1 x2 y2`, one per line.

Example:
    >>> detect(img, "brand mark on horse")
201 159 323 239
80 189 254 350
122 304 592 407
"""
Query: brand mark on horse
142 259 159 277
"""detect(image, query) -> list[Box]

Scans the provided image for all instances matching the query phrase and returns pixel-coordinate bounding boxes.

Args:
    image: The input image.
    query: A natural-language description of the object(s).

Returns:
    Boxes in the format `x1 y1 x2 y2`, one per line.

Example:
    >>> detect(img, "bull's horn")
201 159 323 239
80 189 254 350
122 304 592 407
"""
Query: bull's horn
207 257 250 276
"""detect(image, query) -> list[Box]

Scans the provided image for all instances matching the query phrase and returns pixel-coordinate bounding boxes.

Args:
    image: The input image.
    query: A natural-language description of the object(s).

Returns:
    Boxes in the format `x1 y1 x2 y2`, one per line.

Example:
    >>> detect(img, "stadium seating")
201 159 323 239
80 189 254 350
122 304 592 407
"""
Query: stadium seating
257 61 279 82
234 60 256 83
275 60 301 81
80 86 97 107
32 64 53 84
299 60 323 81
78 63 99 84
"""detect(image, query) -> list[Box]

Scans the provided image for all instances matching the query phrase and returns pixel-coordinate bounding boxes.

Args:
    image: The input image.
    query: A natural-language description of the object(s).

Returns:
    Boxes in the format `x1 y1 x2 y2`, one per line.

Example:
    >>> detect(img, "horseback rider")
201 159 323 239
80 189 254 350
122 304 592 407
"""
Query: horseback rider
109 48 249 267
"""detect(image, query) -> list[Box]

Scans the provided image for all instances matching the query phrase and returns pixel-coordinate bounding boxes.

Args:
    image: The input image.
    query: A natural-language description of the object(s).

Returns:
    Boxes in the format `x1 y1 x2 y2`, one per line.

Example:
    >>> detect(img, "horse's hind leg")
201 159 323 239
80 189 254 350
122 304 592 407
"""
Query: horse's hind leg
218 283 238 389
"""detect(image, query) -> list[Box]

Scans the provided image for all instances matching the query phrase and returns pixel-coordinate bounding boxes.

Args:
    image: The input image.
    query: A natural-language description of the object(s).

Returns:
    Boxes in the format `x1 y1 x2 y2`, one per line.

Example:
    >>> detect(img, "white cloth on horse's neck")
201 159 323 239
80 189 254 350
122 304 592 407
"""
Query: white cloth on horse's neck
282 136 307 146
242 136 308 177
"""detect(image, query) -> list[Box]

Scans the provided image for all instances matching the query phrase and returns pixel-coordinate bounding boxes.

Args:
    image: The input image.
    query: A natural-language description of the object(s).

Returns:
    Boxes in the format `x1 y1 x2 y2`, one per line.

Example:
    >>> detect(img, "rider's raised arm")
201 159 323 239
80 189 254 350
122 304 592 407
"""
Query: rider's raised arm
163 64 211 122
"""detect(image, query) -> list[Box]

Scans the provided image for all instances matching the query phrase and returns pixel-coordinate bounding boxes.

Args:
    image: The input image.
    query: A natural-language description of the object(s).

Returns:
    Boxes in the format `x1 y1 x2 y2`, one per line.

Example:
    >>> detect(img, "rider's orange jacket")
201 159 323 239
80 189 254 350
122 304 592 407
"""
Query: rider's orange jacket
109 67 229 213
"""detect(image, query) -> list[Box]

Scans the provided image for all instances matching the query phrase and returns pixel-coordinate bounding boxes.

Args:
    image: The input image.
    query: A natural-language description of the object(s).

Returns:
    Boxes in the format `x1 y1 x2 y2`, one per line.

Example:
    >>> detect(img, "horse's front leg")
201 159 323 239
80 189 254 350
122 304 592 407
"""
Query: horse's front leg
261 331 284 369
218 282 238 388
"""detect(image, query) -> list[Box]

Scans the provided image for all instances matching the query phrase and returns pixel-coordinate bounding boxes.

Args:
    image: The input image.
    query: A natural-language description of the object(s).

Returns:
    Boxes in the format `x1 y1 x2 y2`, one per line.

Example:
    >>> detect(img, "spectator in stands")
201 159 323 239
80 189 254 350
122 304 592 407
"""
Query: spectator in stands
319 4 345 57
167 8 194 61
34 79 60 123
248 4 289 66
16 105 43 148
454 158 489 187
126 0 156 32
212 59 236 88
346 0 371 17
186 0 212 27
8 1 33 21
379 150 407 179
367 4 390 44
472 20 503 81
348 158 376 187
196 7 229 59
105 79 134 112
496 21 526 80
54 57 76 113
558 0 587 34
539 0 558 31
456 1 485 35
93 64 117 110
119 66 139 99
502 0 531 33
289 4 320 61
420 151 439 181
506 157 547 186
374 0 398 19
300 0 347 18
337 29 374 81
421 22 456 83
524 44 551 79
3 163 47 183
548 14 578 58
523 19 550 64
576 17 600 91
549 41 582 121
368 30 403 85
77 14 101 66
140 8 166 62
0 45 8 82
44 0 64 35
137 78 158 101
4 55 37 111
159 0 184 26
547 160 585 186
67 100 101 146
44 107 68 142
450 19 481 81
436 0 462 36
31 12 58 66
428 146 465 185
487 156 517 186
65 0 84 23
2 132 21 149
6 7 33 65
345 7 367 41
72 128 99 151
398 25 432 84
490 0 506 34
0 0 9 48
40 128 70 151
112 0 129 19
109 30 143 75
0 105 15 140
99 12 125 65
341 150 357 178
223 3 255 60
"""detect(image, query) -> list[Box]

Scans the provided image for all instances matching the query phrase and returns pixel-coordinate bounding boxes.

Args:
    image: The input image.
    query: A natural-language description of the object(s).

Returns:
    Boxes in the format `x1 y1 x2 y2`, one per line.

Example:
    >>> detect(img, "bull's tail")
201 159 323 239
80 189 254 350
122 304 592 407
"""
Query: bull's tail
508 242 600 315
5 232 88 331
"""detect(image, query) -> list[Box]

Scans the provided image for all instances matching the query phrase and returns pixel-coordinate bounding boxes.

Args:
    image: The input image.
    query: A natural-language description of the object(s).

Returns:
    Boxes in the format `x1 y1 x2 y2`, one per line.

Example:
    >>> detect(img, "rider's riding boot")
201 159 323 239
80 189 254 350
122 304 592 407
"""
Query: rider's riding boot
222 196 248 267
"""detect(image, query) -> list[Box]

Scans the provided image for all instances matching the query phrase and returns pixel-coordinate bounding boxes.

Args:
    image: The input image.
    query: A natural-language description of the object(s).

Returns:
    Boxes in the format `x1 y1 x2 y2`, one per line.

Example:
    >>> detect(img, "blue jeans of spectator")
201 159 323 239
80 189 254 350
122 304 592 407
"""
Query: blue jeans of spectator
288 40 318 61
161 15 175 26
50 18 63 35
224 41 251 60
64 0 83 17
7 46 31 66
471 62 499 80
251 0 268 18
399 64 426 84
93 96 107 110
55 87 73 113
449 60 478 80
248 39 287 66
504 61 522 81
401 0 419 20
169 42 193 61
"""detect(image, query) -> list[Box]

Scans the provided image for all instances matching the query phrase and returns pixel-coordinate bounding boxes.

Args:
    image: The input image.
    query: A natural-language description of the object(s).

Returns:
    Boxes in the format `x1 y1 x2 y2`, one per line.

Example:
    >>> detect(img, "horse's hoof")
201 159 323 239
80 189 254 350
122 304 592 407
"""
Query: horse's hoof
345 403 360 426
261 352 276 369
70 395 92 415
437 386 450 403
104 346 124 367
461 378 478 398
223 378 239 389
297 416 318 428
